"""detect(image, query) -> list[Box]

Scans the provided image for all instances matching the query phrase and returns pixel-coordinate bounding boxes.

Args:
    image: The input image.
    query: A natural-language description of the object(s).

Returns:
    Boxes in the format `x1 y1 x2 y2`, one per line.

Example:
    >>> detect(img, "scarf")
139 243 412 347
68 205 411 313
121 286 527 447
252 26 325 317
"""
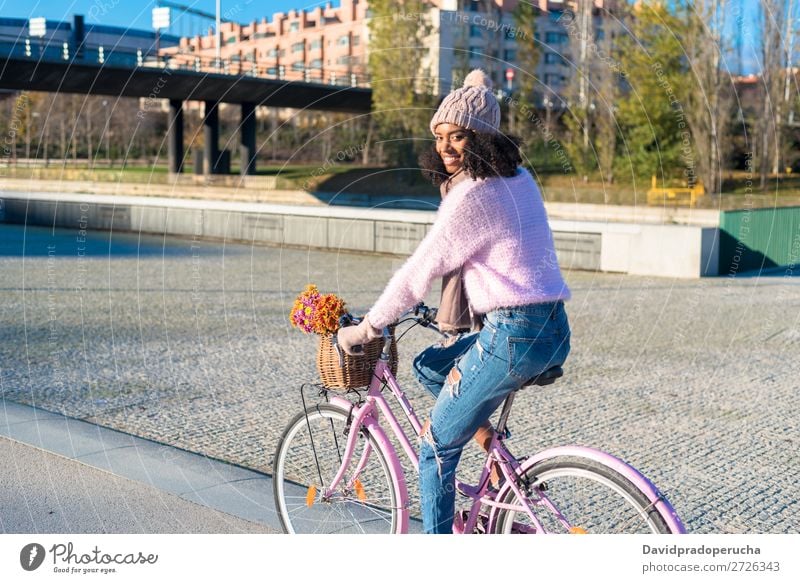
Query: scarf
437 168 481 336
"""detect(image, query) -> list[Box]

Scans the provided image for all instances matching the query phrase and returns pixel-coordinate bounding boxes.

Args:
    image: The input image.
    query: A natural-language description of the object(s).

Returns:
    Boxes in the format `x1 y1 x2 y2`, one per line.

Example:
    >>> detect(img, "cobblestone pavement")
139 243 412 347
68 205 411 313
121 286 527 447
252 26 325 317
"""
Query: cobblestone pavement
1 223 798 533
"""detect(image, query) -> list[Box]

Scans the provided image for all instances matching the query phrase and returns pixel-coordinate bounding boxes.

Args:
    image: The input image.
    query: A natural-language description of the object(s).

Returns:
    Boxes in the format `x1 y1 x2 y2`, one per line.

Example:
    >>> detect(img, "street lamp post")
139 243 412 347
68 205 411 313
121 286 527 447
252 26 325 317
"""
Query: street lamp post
544 96 553 135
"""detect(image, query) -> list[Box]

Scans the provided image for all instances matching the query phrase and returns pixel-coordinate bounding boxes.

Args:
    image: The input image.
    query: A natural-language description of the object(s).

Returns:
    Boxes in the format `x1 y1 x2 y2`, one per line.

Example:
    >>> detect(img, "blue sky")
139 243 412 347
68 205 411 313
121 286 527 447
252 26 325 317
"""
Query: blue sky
3 0 763 73
1 0 328 34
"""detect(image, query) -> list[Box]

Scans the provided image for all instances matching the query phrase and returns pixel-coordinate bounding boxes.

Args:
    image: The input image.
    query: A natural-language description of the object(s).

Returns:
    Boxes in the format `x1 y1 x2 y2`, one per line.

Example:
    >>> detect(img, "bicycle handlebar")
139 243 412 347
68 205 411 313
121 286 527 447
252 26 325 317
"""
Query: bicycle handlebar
334 302 441 358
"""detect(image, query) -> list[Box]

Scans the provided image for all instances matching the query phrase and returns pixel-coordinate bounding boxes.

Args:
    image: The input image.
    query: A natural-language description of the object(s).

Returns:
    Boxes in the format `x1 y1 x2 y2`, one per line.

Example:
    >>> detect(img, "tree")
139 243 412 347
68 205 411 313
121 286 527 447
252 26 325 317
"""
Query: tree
758 0 796 188
682 0 734 196
367 0 436 172
591 13 621 185
612 1 735 195
614 3 692 184
564 1 594 182
559 3 621 186
511 0 539 129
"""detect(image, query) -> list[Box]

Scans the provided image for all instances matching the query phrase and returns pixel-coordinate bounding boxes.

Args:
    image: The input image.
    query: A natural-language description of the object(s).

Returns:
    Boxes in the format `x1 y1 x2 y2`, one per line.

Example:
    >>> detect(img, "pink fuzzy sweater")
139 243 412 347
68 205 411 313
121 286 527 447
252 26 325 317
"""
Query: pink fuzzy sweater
368 167 571 329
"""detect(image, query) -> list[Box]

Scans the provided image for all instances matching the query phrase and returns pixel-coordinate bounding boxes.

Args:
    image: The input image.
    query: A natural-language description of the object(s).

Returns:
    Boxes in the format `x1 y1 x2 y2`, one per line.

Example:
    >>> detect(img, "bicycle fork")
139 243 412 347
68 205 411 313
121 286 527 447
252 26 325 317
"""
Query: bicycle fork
318 399 377 501
310 397 409 532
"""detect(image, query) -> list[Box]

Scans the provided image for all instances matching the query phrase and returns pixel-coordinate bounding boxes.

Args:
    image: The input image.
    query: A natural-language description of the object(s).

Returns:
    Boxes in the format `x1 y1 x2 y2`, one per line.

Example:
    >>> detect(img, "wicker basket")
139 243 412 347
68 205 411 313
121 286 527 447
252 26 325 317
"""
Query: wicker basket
317 329 398 390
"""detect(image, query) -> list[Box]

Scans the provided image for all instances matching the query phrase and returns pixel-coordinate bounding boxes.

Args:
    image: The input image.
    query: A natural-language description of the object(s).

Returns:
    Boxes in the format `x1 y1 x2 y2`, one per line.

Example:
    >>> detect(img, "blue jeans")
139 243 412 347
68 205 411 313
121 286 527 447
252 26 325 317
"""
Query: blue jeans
412 301 571 534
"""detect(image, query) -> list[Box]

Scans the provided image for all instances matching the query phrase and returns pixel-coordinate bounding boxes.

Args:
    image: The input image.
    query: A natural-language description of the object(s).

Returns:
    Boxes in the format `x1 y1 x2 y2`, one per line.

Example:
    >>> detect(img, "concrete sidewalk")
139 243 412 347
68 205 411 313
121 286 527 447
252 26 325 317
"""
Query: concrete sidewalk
0 401 281 534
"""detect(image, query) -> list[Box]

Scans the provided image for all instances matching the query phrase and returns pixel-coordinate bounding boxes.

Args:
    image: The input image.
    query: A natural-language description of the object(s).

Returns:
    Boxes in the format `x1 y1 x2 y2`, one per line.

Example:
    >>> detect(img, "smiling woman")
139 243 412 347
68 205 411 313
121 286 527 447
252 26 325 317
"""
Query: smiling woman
418 126 524 188
337 68 572 534
418 71 523 187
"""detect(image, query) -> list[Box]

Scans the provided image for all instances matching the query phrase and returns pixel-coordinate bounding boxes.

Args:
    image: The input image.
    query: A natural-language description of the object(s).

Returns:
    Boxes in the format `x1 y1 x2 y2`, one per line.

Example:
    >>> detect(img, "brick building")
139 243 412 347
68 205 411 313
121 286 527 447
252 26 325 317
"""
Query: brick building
160 0 619 101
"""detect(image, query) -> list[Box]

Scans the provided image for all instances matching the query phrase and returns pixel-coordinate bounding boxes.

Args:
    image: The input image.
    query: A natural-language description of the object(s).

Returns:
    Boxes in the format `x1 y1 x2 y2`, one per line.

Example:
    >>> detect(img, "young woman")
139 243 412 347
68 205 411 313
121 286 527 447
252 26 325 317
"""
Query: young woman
338 69 572 533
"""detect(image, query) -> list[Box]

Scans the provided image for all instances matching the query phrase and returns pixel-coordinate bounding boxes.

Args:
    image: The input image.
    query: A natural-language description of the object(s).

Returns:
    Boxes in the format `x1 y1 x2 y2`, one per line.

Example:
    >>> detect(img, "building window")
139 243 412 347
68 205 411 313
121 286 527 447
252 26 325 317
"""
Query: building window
337 35 349 46
267 48 278 57
289 22 299 32
504 50 516 61
549 10 565 23
544 52 565 65
292 42 304 53
267 66 277 75
545 32 568 45
352 35 360 46
292 61 304 71
596 28 605 41
310 39 322 50
469 45 482 58
308 58 322 69
470 24 482 38
226 36 236 44
544 73 565 85
336 55 350 65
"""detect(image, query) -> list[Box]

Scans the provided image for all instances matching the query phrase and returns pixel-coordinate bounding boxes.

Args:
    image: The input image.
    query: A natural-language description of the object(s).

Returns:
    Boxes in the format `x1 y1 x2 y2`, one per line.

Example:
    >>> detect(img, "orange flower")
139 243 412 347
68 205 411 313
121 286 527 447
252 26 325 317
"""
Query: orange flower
289 284 346 335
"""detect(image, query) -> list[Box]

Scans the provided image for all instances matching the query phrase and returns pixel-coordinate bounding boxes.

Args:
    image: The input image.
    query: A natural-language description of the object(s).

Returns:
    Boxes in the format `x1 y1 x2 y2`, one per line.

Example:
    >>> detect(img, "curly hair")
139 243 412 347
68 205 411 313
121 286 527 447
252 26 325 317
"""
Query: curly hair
419 130 524 187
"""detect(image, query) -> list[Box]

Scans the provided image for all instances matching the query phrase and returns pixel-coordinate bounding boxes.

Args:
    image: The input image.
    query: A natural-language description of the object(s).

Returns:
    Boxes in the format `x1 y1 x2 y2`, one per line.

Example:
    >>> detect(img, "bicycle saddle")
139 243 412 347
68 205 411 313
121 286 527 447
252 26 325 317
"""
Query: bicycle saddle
521 366 563 388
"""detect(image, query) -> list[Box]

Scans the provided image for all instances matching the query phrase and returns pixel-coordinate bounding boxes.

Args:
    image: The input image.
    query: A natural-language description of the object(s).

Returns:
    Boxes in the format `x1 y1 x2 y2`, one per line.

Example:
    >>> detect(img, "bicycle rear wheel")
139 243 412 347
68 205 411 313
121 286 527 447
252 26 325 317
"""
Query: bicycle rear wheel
491 456 675 534
273 403 400 534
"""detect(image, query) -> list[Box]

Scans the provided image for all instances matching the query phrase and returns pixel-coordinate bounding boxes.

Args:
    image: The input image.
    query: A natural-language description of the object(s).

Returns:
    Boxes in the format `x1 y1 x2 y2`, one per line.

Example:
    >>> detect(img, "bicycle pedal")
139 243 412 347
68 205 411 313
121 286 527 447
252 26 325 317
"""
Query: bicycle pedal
453 510 489 534
455 482 475 497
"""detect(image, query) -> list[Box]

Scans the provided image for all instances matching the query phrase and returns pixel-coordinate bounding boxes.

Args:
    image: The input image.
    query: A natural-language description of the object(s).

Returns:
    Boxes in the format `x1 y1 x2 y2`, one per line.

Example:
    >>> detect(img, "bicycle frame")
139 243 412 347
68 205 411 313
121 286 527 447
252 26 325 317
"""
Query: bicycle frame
321 334 685 534
319 353 545 533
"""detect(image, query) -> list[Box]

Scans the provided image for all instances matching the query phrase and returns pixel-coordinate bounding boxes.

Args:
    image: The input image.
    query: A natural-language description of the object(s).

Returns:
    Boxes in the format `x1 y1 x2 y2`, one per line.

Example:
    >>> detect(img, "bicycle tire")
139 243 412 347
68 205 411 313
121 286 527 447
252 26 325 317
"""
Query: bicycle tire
491 455 675 534
273 403 401 534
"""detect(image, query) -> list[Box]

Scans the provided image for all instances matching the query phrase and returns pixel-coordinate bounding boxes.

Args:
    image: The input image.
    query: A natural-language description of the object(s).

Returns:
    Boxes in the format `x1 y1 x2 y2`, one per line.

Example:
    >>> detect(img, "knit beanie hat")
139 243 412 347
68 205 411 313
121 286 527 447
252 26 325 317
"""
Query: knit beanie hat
429 69 501 135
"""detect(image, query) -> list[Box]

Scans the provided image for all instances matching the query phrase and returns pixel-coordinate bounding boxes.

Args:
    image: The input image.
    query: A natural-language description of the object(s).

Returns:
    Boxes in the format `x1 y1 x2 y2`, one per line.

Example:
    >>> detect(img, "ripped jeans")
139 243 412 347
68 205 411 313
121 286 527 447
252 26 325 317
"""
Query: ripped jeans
412 301 571 534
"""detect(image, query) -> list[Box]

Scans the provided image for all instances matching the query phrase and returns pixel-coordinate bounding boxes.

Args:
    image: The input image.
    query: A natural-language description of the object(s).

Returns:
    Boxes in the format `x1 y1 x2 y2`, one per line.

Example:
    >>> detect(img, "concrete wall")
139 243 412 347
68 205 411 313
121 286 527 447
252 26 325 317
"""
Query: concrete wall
0 191 720 278
551 219 719 277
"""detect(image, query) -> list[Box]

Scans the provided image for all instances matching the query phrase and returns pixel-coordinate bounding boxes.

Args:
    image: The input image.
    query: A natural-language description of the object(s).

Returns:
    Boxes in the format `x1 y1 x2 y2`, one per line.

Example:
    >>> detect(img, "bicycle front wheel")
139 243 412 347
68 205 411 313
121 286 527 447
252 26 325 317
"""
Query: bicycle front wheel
273 403 400 534
491 456 675 534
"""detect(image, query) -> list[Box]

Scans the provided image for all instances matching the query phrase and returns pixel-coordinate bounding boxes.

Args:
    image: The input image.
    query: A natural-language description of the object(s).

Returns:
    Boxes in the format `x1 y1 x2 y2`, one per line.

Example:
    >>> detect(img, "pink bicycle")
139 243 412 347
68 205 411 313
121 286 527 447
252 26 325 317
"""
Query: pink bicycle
273 303 685 534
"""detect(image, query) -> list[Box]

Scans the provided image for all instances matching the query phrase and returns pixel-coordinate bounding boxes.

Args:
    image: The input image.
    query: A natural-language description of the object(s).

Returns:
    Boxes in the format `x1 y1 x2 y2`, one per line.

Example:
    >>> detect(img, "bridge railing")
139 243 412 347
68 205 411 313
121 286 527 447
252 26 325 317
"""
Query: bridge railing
1 33 371 88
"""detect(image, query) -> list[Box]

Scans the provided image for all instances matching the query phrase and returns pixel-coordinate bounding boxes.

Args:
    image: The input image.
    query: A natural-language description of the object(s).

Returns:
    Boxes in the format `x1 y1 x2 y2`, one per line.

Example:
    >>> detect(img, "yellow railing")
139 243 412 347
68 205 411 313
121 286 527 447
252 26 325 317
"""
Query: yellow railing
646 175 705 207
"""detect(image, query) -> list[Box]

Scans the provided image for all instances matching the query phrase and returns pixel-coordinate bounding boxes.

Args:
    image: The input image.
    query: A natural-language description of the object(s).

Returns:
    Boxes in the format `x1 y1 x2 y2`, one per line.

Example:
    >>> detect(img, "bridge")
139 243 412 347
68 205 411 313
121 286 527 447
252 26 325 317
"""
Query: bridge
0 31 372 176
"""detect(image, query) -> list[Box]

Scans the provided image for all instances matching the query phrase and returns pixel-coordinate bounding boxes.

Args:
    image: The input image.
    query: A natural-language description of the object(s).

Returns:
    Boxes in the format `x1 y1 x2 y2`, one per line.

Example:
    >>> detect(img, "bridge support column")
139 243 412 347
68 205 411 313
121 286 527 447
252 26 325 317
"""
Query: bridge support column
203 100 220 174
240 102 256 176
167 99 184 174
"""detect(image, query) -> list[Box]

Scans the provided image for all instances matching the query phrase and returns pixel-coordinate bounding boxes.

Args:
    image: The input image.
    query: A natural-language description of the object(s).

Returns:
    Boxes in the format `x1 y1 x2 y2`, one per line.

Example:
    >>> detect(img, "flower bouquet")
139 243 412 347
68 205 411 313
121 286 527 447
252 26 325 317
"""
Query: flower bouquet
289 284 347 336
289 284 396 390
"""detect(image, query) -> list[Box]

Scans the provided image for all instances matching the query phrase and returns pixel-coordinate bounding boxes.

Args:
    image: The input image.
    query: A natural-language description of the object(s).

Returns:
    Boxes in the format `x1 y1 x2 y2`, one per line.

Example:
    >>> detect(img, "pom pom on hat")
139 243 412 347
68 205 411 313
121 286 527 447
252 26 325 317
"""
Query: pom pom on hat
430 68 500 134
463 69 493 91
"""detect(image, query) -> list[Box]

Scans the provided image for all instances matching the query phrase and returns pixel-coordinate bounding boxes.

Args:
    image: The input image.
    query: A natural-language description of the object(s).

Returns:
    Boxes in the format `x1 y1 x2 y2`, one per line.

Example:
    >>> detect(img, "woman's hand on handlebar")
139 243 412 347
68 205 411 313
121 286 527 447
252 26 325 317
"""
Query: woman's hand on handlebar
336 314 382 356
